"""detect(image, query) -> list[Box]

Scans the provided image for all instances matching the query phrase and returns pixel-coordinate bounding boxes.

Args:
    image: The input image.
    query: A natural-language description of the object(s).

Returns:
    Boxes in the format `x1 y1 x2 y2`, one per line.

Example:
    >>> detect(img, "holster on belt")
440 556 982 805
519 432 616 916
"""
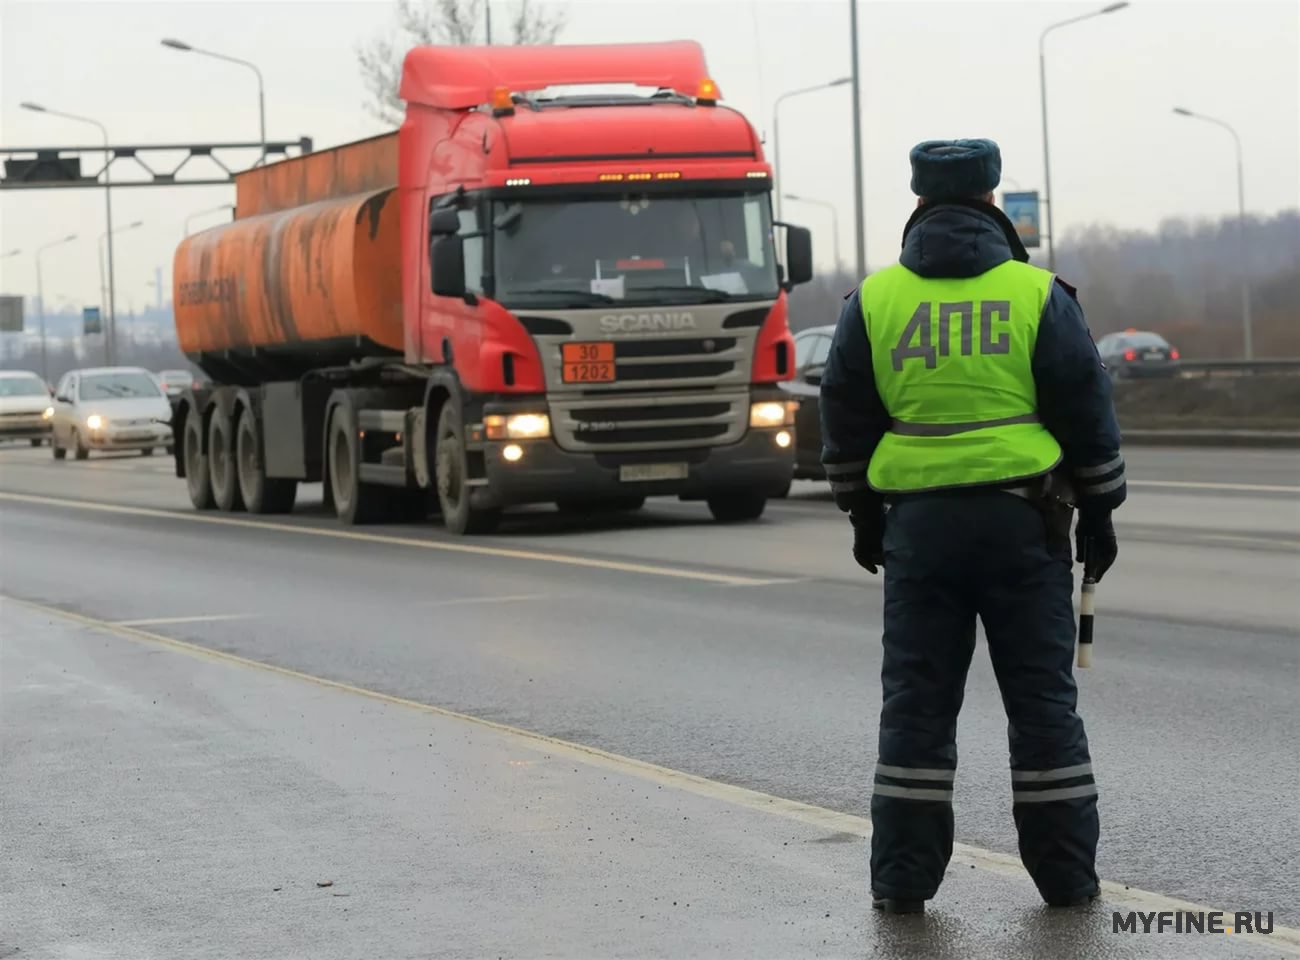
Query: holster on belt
1020 468 1076 546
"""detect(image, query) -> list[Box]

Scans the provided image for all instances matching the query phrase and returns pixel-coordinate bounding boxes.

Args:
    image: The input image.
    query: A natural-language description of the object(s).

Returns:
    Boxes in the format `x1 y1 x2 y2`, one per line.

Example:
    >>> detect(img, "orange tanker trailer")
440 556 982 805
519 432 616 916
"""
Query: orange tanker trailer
170 42 811 534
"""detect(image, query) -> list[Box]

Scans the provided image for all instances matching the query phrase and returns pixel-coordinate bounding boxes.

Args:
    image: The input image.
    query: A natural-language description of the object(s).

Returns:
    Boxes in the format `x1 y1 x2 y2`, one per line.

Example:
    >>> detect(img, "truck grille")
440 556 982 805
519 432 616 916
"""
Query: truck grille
551 391 748 453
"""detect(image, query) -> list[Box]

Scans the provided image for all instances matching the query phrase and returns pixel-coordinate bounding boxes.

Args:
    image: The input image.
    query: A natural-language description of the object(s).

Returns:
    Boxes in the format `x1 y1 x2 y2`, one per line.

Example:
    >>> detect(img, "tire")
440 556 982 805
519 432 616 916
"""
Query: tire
166 444 175 456
72 429 89 461
141 447 154 457
435 401 500 535
207 404 244 512
236 409 297 515
327 399 384 525
30 437 43 448
707 492 766 523
184 407 215 510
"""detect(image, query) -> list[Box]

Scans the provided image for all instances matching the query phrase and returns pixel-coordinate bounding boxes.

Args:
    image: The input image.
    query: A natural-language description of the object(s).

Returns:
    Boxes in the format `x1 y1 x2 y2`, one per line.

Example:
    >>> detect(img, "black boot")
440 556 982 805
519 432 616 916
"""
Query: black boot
872 895 925 915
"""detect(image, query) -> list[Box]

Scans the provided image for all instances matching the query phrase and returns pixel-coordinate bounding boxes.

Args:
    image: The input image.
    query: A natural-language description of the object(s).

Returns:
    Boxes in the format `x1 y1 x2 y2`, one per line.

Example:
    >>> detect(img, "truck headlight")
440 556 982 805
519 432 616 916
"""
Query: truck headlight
42 407 54 420
750 401 794 428
484 413 551 440
86 414 104 431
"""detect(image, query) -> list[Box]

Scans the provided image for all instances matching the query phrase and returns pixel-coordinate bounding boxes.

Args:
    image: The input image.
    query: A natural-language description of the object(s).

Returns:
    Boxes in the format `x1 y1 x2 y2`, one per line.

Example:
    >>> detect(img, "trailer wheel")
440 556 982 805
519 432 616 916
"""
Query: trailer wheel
183 407 214 509
236 409 297 515
207 405 245 512
435 402 500 535
327 399 384 525
707 493 766 523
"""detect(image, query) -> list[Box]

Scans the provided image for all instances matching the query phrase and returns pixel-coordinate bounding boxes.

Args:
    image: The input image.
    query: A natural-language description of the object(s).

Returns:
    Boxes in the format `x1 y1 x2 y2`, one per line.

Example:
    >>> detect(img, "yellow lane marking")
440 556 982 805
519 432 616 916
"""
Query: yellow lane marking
0 491 769 587
7 594 1298 955
113 613 257 627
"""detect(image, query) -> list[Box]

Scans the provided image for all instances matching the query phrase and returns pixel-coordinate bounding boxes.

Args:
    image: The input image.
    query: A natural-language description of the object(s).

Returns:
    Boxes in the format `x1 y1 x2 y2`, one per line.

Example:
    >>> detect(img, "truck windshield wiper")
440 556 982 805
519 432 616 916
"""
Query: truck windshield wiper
507 288 619 304
626 285 734 303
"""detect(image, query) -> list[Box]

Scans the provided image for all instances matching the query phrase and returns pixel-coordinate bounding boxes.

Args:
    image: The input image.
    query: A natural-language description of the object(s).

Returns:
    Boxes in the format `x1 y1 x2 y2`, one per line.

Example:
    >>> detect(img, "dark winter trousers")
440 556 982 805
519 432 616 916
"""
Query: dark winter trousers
870 490 1099 904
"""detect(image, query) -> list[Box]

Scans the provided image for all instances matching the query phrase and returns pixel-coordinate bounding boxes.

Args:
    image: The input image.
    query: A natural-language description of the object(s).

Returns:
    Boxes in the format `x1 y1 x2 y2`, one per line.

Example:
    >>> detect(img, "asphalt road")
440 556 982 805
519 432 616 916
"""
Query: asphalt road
1 442 1297 957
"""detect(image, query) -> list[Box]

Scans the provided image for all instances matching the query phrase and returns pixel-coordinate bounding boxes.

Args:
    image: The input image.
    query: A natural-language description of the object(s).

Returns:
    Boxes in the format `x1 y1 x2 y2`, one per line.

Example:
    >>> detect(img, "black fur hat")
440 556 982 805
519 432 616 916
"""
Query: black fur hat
909 139 1002 201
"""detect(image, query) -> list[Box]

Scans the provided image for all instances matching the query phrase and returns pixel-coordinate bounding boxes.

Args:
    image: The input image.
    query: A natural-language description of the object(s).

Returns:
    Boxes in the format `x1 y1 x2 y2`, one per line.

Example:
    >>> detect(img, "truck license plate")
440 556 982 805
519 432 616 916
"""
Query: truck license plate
562 342 616 383
620 463 688 483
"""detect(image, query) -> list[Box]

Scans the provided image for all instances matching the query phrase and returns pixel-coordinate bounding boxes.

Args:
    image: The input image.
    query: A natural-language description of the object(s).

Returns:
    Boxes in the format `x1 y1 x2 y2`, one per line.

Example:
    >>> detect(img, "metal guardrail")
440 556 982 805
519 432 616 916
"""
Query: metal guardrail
1177 359 1300 376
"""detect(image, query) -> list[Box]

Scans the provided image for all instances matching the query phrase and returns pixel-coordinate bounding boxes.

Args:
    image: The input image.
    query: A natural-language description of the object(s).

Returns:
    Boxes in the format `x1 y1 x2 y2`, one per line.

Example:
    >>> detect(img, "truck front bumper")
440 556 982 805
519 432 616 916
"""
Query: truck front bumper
471 428 795 509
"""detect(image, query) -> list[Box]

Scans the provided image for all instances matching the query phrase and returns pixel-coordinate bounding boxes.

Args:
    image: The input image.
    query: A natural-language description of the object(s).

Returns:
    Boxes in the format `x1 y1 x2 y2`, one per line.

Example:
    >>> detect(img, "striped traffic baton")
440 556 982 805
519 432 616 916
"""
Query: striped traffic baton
1077 538 1096 669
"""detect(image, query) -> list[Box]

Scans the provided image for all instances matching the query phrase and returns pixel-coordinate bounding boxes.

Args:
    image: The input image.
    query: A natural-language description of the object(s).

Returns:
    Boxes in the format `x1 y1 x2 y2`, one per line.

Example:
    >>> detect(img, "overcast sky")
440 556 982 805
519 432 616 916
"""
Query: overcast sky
1 0 1296 313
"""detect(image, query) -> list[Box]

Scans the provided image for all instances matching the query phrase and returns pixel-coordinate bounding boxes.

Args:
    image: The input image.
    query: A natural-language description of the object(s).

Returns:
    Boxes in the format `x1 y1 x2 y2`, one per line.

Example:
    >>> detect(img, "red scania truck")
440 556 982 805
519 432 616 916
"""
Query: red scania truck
172 41 812 534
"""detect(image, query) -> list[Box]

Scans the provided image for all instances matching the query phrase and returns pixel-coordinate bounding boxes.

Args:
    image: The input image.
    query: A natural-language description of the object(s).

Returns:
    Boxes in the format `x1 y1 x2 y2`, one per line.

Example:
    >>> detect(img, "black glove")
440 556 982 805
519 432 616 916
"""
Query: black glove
850 507 885 575
1075 509 1118 583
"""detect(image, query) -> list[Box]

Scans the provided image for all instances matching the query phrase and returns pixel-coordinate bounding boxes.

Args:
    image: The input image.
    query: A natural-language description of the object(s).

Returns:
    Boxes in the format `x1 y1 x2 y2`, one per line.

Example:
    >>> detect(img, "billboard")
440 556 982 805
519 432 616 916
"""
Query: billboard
1003 191 1041 249
83 306 102 335
0 295 22 333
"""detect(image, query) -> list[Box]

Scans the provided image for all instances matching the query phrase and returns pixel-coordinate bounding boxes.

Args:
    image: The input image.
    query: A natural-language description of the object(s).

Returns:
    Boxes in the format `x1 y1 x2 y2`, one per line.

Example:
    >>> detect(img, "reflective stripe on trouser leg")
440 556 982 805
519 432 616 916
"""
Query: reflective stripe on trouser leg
1011 763 1098 804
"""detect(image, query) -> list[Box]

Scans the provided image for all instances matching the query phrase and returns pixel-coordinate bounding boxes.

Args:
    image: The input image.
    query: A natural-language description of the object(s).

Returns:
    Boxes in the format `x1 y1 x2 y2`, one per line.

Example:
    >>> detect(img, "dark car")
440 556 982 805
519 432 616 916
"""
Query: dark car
1096 330 1181 380
779 325 836 479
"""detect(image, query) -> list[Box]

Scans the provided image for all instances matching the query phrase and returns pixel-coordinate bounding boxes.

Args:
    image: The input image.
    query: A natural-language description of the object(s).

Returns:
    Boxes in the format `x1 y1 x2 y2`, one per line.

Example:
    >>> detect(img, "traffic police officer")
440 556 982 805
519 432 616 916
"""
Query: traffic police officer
819 139 1126 914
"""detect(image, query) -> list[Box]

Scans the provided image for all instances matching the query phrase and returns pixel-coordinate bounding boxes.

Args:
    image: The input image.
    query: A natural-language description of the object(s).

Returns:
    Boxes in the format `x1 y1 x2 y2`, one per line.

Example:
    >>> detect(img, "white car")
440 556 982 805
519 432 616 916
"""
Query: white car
50 367 174 460
158 369 197 397
0 370 53 447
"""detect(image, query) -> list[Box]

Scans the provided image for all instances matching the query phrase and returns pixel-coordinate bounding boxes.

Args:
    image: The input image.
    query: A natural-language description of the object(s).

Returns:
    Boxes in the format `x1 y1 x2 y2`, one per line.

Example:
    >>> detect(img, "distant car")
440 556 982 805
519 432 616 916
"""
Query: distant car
1096 330 1181 380
157 369 197 397
778 325 836 480
50 367 175 460
0 370 54 447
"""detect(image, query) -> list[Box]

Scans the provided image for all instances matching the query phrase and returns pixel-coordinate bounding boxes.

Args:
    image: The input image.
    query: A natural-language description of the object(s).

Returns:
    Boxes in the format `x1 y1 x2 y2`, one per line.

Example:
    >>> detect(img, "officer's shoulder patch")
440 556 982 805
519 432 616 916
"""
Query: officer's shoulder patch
1053 276 1080 301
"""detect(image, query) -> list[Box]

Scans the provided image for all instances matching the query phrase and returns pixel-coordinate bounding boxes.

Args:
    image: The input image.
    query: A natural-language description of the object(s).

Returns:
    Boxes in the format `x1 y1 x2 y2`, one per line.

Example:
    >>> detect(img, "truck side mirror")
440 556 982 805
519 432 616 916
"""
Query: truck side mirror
431 235 467 299
782 224 814 290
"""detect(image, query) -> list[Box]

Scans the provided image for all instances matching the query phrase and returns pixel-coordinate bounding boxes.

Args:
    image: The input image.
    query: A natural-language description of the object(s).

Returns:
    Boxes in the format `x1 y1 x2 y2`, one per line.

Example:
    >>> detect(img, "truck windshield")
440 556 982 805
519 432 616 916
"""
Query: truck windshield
492 192 780 309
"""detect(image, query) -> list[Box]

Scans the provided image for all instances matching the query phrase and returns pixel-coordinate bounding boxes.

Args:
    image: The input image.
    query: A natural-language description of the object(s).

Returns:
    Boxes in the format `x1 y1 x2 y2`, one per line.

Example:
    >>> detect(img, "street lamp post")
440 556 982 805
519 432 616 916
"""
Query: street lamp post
35 234 78 383
184 203 236 236
21 102 118 363
772 77 852 225
783 193 842 277
99 221 143 364
1038 2 1129 271
162 38 266 166
1174 106 1252 359
849 0 866 278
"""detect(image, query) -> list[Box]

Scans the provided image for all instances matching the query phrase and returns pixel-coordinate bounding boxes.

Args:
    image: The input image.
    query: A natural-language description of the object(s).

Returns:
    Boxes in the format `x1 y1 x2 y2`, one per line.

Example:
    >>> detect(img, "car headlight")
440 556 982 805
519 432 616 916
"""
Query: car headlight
42 407 54 420
484 412 551 440
86 414 104 430
750 400 795 429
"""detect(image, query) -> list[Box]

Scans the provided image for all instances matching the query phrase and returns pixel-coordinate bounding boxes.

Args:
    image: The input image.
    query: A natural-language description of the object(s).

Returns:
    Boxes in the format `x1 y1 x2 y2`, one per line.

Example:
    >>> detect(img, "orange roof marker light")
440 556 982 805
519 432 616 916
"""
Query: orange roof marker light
491 86 514 116
696 78 720 106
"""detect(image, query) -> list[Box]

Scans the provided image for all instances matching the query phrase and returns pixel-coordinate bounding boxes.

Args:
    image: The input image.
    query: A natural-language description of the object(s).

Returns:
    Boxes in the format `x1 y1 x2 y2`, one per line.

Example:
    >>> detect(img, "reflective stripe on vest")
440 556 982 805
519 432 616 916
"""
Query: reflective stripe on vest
862 260 1063 494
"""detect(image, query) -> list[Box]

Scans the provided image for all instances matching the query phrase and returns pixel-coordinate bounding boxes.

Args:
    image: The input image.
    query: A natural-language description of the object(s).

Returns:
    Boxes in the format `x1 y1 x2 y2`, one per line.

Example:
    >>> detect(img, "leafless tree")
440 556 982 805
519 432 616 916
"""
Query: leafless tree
357 0 566 126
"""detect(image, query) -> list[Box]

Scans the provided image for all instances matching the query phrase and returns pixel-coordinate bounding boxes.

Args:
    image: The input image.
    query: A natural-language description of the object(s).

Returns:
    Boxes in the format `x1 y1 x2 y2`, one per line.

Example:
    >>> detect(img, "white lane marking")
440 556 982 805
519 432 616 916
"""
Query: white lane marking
1198 534 1300 549
8 594 1297 956
112 613 257 627
0 492 770 587
1130 479 1300 495
722 576 815 587
411 593 550 609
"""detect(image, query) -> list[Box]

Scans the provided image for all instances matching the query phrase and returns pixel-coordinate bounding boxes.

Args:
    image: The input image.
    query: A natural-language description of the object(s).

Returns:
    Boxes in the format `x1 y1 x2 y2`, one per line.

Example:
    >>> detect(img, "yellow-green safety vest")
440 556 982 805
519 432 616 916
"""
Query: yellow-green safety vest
861 259 1063 494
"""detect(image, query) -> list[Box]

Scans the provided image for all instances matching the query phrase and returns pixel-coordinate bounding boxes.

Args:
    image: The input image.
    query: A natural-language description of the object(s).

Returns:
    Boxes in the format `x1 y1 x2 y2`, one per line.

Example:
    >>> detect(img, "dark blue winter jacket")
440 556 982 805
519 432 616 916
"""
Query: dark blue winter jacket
819 201 1126 518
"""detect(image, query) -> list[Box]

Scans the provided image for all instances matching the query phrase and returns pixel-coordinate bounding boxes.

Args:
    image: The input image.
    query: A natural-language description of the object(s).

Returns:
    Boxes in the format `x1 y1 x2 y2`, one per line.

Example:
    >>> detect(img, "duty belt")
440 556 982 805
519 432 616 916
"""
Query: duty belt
888 413 1041 437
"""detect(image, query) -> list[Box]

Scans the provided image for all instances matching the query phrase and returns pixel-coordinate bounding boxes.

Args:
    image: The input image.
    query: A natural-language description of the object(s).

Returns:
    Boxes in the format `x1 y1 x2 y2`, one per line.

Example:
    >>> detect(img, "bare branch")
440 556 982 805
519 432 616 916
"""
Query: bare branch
357 1 566 124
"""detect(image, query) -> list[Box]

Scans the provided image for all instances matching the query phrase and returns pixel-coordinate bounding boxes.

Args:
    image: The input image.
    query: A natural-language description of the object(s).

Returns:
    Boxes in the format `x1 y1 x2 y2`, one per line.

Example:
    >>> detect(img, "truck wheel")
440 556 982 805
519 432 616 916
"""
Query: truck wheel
707 493 766 523
72 429 89 461
236 410 297 515
184 407 215 509
327 400 384 525
435 402 500 535
207 405 245 512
